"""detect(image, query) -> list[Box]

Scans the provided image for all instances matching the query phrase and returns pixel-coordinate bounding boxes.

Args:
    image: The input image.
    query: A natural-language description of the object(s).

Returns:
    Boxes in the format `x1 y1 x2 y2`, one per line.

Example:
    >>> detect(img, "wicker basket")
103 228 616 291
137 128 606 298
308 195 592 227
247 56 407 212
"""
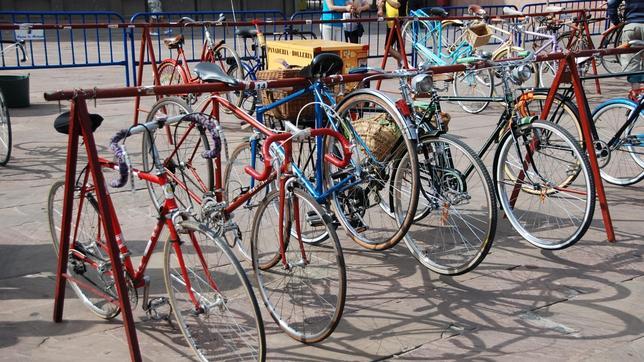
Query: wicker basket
256 68 315 120
466 21 492 48
352 113 401 160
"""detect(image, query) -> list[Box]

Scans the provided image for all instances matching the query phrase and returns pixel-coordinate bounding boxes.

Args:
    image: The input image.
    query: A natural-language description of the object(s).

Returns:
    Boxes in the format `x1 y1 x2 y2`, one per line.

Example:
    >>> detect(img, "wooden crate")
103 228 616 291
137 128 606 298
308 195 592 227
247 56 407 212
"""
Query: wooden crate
265 39 369 73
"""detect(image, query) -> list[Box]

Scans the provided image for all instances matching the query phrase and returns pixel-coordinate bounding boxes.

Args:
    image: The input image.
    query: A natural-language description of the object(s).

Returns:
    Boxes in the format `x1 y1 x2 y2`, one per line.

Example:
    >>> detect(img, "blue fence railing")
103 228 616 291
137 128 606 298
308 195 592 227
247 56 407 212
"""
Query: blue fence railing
0 11 130 85
129 10 286 85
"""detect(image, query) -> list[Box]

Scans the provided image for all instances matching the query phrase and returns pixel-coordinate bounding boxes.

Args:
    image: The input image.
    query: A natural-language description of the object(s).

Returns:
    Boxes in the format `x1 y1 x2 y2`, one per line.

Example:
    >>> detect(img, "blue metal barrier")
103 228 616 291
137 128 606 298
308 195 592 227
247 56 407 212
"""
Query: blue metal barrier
129 10 286 85
521 0 609 35
0 11 130 85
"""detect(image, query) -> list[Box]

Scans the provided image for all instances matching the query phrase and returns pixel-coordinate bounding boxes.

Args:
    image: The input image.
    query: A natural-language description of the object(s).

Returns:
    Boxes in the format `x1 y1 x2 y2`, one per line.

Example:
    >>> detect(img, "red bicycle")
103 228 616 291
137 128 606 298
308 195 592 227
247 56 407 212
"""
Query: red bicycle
47 112 264 361
156 15 243 109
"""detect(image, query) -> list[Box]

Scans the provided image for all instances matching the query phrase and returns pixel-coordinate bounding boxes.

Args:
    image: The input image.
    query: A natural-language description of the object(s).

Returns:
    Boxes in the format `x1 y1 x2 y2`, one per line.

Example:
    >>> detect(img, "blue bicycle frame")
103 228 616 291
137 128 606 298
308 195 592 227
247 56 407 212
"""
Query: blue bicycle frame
245 80 377 204
407 9 474 68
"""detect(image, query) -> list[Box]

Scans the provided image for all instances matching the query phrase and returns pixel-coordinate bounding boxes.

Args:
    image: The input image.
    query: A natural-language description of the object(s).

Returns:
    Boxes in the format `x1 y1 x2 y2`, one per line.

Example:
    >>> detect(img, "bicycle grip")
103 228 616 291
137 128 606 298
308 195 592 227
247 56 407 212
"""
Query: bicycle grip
243 133 291 182
312 129 352 169
109 129 130 188
456 57 481 65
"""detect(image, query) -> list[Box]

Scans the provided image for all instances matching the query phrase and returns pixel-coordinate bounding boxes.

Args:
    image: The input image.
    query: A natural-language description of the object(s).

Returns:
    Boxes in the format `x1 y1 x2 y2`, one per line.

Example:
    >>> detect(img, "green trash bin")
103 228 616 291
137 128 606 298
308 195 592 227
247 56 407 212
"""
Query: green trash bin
0 74 29 107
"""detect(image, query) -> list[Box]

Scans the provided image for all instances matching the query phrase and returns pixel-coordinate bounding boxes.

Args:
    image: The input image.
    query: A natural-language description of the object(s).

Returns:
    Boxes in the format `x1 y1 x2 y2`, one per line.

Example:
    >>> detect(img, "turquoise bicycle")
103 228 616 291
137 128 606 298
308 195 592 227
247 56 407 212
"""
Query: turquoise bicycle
402 7 495 113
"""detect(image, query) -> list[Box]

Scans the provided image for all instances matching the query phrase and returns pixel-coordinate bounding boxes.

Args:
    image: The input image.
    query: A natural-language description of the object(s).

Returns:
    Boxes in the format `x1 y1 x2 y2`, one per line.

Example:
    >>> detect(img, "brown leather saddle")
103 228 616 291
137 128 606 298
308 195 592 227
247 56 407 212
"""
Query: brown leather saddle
163 34 185 49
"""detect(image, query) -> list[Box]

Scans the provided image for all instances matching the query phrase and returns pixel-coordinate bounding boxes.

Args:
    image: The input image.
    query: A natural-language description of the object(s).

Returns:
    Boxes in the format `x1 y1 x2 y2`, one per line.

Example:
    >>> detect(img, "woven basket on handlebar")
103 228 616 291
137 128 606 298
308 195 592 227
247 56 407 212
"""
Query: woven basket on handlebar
466 21 492 48
352 113 401 161
257 68 315 120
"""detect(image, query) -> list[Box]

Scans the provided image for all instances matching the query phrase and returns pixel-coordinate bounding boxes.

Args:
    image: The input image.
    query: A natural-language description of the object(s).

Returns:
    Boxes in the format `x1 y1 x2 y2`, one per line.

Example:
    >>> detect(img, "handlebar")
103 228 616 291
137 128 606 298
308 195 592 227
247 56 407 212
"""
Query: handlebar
244 127 352 182
456 50 534 67
109 113 222 188
177 13 226 26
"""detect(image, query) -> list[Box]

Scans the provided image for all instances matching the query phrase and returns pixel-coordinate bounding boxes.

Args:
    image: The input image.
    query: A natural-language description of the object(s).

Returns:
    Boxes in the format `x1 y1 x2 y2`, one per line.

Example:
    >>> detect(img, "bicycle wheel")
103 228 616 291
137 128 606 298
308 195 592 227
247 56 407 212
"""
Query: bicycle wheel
403 133 497 275
452 68 494 114
47 179 121 319
593 100 644 185
494 120 595 249
142 97 214 210
251 187 345 343
223 138 270 260
328 90 419 251
0 91 11 166
157 59 186 86
164 220 265 361
210 44 244 113
519 90 583 142
599 24 624 74
401 19 435 66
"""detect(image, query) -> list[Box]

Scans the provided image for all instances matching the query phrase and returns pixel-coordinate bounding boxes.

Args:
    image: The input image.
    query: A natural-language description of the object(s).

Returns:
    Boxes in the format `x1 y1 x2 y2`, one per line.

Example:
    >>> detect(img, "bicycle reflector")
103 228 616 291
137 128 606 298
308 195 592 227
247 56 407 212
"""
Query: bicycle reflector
510 65 532 85
395 99 411 117
411 74 433 94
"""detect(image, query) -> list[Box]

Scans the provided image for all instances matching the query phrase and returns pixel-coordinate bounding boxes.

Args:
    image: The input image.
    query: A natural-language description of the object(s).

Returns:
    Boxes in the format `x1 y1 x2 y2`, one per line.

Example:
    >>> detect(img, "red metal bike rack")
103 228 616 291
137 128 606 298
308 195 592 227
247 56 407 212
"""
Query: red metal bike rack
52 97 142 362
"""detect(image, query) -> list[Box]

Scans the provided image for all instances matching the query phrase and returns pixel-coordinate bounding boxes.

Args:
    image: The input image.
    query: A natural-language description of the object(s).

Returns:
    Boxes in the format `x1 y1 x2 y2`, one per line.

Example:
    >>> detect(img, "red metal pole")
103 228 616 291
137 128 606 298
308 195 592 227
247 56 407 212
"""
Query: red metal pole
567 56 616 242
133 26 149 125
52 100 79 323
76 99 143 360
376 21 396 90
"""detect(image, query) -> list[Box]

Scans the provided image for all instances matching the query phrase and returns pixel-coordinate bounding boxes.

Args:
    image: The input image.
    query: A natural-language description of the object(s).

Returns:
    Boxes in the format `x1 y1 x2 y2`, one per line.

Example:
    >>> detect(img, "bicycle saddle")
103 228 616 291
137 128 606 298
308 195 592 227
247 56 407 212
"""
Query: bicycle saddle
194 62 238 86
468 4 486 16
236 28 259 38
503 7 524 17
163 34 184 49
544 5 564 12
300 53 344 78
429 7 449 17
53 111 103 135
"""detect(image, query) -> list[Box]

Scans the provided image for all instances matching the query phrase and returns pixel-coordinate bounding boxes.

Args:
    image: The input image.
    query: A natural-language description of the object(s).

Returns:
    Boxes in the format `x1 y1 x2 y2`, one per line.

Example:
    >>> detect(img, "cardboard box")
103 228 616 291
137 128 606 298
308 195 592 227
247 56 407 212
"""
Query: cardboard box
266 39 369 73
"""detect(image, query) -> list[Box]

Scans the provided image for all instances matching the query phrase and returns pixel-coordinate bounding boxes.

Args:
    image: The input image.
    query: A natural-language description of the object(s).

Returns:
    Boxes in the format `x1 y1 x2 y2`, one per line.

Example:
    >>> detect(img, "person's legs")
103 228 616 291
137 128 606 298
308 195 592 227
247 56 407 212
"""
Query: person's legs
332 26 342 41
320 24 333 40
622 23 644 90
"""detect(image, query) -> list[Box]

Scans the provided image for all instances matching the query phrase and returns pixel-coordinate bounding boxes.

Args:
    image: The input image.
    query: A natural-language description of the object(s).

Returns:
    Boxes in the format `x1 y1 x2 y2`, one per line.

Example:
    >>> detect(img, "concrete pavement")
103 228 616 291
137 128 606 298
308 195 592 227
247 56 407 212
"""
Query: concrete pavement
0 61 642 361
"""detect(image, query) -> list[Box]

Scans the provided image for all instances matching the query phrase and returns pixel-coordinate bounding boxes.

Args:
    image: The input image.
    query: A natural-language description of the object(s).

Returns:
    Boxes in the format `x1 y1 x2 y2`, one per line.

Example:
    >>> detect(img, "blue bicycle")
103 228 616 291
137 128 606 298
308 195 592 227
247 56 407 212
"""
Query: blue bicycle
402 7 495 113
222 54 420 254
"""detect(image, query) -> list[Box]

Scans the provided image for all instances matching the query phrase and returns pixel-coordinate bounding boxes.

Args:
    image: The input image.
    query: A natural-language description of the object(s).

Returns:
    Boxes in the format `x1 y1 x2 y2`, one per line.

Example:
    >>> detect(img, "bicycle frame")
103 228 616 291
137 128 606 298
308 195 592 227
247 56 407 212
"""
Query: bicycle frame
69 156 218 311
200 82 372 205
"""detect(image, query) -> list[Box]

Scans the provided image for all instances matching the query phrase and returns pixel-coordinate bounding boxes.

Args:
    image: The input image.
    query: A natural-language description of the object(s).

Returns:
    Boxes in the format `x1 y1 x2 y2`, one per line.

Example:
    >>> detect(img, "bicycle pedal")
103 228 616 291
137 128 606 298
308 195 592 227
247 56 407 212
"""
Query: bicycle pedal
349 218 368 233
145 297 172 321
306 211 325 227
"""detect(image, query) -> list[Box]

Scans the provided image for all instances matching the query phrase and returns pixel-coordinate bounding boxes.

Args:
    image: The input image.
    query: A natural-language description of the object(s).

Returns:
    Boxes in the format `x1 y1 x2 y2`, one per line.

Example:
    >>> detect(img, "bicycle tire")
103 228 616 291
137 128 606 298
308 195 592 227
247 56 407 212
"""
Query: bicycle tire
403 133 497 275
0 91 11 166
401 19 435 67
222 139 272 260
141 97 214 210
599 24 624 74
47 179 121 320
592 99 644 185
157 59 187 86
251 187 346 343
164 220 266 361
210 43 244 113
494 120 595 249
328 90 419 251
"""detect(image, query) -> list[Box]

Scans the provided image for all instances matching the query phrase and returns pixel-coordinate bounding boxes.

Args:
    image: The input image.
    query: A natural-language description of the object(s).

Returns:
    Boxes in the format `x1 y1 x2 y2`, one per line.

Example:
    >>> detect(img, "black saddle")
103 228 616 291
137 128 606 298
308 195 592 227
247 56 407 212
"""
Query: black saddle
236 28 259 38
194 62 238 86
300 53 344 79
54 111 103 135
429 7 449 17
